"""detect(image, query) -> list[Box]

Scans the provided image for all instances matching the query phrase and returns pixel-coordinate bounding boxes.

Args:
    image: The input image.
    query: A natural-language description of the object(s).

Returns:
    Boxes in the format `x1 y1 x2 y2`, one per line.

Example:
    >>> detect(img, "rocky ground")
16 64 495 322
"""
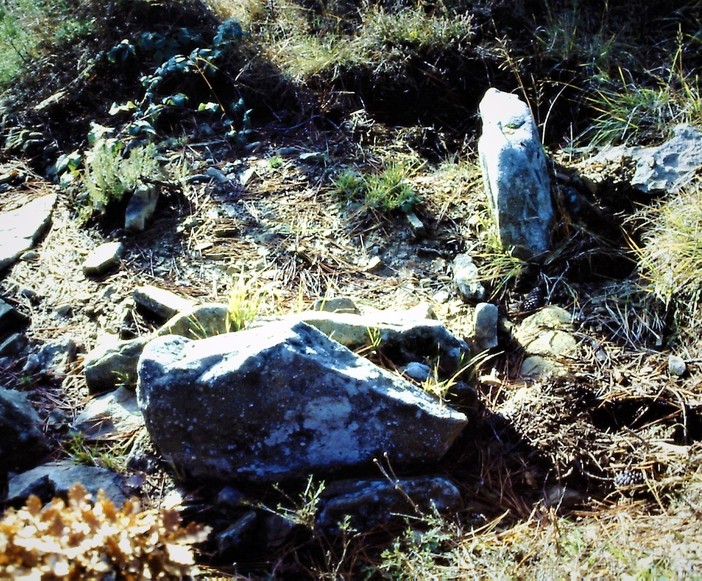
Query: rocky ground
1 0 702 577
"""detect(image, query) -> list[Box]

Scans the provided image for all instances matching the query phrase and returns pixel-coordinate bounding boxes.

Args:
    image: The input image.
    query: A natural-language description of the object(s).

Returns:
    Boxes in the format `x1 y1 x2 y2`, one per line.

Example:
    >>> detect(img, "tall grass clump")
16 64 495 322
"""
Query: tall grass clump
584 32 702 146
637 182 702 346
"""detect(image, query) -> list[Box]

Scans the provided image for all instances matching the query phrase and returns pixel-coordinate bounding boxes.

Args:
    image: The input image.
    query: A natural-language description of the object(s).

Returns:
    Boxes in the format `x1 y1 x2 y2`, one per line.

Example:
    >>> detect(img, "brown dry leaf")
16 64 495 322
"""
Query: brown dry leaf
160 508 182 534
25 495 42 518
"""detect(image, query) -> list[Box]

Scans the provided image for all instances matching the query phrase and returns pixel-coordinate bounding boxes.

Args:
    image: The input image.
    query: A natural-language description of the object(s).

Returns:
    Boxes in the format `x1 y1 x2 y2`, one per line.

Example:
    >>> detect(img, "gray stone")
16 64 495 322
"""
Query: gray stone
157 302 229 338
0 298 29 336
473 302 499 350
33 336 77 377
453 253 485 302
0 332 27 357
478 88 554 258
133 285 195 320
292 310 468 376
520 355 569 380
7 460 129 506
84 304 229 393
84 334 150 393
668 355 687 377
137 321 467 483
515 306 577 380
0 194 56 271
403 361 433 382
0 386 48 471
125 183 159 232
591 124 702 195
215 511 258 555
312 297 360 315
83 241 124 277
406 212 426 237
317 476 462 533
72 386 144 439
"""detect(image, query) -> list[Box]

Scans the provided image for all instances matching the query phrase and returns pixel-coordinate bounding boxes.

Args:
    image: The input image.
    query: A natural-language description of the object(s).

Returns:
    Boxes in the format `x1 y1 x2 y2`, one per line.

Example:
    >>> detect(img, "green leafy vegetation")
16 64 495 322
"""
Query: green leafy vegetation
0 0 91 87
82 137 161 218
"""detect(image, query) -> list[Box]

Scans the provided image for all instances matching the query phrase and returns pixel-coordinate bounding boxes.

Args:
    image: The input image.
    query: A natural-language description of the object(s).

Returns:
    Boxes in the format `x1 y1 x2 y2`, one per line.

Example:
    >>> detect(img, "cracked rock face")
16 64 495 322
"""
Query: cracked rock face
137 321 467 484
478 88 554 259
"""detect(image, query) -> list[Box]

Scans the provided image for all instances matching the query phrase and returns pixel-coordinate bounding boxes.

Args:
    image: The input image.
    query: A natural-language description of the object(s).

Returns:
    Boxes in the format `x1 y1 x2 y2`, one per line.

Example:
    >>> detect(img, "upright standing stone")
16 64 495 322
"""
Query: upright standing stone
478 88 553 259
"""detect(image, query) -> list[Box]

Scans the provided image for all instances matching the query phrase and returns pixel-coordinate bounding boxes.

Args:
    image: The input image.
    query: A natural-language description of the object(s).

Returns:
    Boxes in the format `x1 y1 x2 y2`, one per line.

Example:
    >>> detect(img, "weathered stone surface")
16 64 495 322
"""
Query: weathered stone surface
590 124 702 195
317 476 462 533
125 183 159 232
73 386 144 439
292 310 469 375
473 302 499 350
83 241 124 277
22 336 76 377
133 284 195 320
312 296 360 314
453 253 485 302
478 88 553 258
515 306 577 380
6 460 129 506
520 355 569 380
84 334 150 393
0 193 56 271
137 321 467 484
0 386 48 471
157 303 229 338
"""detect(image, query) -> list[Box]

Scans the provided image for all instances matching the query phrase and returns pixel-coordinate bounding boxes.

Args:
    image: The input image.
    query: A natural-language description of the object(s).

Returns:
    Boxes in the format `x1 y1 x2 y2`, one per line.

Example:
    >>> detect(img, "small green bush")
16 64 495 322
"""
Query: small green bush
83 138 161 216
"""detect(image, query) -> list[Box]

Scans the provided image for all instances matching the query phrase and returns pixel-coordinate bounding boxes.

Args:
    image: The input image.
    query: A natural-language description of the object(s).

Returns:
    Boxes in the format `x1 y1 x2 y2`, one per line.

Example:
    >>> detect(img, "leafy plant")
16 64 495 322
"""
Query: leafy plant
0 483 210 578
107 18 252 142
82 136 161 218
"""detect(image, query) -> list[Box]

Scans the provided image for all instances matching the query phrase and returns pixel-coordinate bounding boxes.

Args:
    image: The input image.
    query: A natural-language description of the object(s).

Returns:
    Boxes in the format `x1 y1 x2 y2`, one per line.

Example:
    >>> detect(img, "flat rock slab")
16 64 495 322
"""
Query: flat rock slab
0 194 56 270
7 460 129 506
137 321 467 484
83 241 124 277
591 124 702 194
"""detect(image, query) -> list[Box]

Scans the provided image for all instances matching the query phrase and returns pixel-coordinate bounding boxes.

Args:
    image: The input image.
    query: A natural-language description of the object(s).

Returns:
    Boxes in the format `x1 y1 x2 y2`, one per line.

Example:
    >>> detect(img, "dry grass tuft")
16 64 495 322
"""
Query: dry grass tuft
0 483 210 579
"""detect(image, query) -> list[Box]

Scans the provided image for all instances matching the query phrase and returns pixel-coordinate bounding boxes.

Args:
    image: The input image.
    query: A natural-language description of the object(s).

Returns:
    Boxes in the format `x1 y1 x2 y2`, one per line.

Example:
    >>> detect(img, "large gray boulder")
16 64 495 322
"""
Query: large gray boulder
478 88 554 259
137 321 467 484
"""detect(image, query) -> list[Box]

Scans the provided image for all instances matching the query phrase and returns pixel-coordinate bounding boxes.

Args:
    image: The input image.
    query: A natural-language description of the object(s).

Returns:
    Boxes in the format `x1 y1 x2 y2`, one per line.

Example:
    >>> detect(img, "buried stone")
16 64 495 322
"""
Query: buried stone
137 321 467 484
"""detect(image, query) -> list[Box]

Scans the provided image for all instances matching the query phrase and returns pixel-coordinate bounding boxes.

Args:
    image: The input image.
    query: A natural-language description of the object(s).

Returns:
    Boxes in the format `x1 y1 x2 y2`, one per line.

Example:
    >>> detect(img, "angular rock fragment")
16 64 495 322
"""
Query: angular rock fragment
137 321 467 484
83 241 123 277
0 387 48 472
317 476 462 533
0 193 56 271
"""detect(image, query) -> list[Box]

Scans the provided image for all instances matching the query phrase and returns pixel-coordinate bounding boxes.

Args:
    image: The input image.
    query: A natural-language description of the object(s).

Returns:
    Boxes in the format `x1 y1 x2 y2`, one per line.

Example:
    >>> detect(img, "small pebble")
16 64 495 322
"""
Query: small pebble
668 355 687 376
